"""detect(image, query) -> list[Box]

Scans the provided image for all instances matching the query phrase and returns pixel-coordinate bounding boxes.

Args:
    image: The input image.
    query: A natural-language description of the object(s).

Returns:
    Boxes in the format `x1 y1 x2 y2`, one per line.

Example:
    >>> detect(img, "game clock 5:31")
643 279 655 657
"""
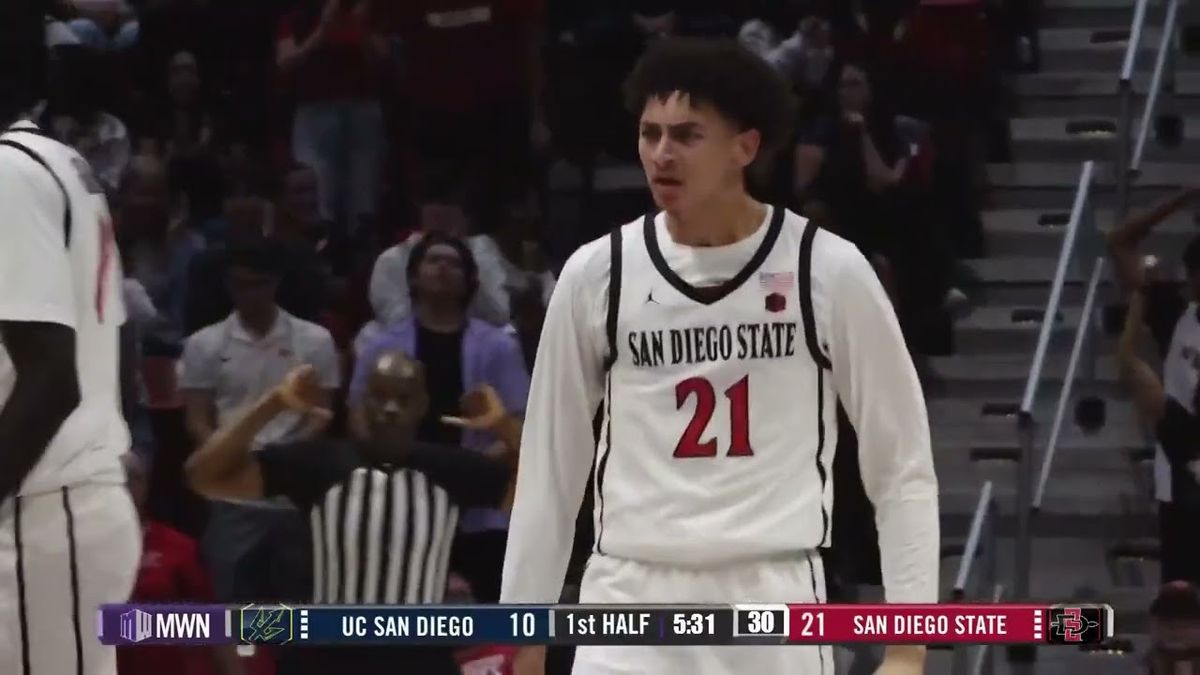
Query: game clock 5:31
672 612 716 636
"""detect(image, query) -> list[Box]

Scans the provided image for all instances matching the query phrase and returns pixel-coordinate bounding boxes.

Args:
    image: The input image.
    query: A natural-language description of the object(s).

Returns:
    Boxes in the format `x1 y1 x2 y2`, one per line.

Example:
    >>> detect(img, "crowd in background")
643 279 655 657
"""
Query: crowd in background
38 0 1200 673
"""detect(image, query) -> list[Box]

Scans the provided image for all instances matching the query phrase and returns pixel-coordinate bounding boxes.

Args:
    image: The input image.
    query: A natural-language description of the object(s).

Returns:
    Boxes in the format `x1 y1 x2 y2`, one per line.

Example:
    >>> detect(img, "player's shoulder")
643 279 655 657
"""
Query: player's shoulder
0 123 102 192
782 211 872 281
559 219 641 287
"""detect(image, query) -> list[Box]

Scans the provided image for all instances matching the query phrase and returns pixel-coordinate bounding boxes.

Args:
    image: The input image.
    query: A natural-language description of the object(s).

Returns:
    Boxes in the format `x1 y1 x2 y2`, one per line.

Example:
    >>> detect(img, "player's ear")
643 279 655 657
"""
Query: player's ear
733 128 761 171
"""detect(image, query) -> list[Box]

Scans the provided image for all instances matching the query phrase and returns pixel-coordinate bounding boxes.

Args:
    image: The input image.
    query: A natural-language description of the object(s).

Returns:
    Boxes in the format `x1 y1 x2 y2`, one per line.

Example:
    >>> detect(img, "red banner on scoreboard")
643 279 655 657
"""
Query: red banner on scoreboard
786 604 1050 644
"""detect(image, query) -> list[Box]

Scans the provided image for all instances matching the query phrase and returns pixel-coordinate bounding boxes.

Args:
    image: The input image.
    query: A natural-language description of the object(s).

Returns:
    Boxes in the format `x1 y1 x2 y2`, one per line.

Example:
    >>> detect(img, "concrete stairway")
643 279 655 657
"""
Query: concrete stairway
933 0 1198 670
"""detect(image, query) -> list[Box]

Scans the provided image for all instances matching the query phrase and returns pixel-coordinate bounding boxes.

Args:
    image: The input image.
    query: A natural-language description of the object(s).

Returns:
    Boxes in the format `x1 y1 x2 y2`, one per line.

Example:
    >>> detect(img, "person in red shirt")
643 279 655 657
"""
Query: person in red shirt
277 0 389 237
118 453 245 675
383 0 548 223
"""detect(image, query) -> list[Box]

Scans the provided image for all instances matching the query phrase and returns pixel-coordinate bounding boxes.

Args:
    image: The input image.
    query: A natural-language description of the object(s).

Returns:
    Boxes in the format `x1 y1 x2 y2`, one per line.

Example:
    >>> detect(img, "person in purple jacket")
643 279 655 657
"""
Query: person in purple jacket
349 231 530 602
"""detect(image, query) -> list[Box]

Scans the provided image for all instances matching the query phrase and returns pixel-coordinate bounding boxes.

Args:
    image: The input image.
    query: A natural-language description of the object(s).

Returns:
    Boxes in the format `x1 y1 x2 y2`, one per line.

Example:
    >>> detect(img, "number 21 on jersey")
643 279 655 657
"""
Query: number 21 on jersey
674 375 753 458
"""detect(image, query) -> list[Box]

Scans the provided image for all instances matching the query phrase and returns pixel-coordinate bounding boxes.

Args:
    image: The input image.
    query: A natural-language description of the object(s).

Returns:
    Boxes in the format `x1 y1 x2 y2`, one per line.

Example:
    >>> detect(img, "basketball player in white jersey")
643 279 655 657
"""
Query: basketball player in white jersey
1108 188 1200 584
502 38 939 675
0 5 141 674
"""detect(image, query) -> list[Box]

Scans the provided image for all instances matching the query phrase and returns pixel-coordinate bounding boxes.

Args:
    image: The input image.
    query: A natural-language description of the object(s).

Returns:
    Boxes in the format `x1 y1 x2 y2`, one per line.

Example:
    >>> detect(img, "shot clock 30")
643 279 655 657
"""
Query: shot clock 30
734 605 790 643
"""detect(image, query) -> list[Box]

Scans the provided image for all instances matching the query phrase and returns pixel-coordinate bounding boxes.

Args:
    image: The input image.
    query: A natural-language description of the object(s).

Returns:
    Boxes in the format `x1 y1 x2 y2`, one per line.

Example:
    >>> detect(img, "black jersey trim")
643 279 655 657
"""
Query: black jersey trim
0 139 72 246
798 219 831 370
815 368 830 547
596 227 623 555
643 205 785 305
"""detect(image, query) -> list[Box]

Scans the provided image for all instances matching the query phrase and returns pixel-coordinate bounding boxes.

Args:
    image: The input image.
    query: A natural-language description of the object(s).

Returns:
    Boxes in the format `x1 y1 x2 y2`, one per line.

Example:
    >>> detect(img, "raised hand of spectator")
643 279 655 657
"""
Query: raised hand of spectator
442 384 508 431
276 365 333 421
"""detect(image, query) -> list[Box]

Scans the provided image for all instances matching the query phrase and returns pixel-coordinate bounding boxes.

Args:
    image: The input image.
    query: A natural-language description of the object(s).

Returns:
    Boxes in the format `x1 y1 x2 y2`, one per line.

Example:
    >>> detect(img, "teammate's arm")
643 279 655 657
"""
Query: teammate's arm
0 153 82 503
0 323 81 503
1107 186 1200 289
1117 289 1166 424
501 246 606 602
186 366 331 501
827 248 938 669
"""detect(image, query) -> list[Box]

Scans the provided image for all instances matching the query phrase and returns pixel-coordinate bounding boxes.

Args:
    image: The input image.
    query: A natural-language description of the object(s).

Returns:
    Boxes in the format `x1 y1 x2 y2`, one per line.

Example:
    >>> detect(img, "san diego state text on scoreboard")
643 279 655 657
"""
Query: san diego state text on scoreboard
97 603 1114 647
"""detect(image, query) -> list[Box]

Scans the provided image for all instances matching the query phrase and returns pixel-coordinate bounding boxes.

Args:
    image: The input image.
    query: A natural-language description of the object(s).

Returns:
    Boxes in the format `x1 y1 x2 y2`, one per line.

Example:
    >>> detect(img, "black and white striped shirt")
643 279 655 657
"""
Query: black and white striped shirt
257 439 509 604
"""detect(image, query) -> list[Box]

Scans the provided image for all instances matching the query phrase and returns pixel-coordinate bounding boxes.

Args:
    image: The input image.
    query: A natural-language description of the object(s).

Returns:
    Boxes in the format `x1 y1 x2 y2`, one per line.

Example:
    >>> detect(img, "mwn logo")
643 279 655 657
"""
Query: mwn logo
155 613 211 639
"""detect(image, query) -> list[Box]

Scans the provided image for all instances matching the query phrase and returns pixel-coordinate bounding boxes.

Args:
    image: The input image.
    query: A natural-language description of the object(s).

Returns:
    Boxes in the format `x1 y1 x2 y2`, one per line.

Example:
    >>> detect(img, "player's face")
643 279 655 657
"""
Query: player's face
638 92 759 215
120 171 170 236
363 369 429 451
414 243 468 303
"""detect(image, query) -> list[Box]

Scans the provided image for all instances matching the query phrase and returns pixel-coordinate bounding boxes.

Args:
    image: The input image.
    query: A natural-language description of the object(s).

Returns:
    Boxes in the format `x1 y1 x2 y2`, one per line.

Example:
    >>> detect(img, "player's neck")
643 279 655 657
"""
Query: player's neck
664 190 765 247
237 305 279 339
415 301 466 334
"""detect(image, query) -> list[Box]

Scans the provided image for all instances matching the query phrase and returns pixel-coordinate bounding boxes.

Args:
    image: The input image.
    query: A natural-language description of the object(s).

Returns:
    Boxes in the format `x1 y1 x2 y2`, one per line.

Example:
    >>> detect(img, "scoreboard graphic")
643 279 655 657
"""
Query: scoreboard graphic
96 603 1115 648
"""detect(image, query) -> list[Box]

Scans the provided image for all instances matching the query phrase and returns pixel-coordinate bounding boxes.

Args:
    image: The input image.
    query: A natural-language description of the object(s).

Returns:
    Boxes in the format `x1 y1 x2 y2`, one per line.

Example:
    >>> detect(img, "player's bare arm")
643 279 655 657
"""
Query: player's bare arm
0 321 81 503
1107 186 1200 289
1117 289 1167 424
186 365 330 500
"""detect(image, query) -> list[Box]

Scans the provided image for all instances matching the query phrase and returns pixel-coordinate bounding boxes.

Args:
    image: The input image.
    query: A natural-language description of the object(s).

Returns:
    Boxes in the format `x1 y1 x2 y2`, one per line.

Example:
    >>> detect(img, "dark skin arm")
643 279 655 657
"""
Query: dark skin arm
0 321 81 503
1107 186 1200 289
185 366 330 501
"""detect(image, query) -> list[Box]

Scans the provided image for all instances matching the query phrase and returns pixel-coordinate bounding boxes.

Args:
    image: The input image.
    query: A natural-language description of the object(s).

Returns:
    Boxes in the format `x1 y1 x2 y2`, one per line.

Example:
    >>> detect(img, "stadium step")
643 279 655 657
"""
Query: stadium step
1043 0 1164 28
1016 70 1200 115
1010 115 1200 161
928 353 1122 398
982 207 1195 256
1039 27 1161 71
987 161 1184 208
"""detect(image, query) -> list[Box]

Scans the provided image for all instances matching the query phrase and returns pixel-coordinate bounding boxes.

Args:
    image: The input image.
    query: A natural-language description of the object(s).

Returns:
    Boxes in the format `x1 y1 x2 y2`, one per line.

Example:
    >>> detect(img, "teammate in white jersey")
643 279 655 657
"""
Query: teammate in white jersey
0 6 141 674
502 38 939 675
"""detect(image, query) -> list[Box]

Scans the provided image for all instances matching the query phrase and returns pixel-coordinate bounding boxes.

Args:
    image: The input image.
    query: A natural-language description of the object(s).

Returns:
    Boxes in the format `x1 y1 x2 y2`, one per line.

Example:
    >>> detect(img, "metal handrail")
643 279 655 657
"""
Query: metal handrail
1132 0 1182 171
1013 161 1098 607
1034 257 1107 510
954 481 996 596
1120 0 1153 83
1019 161 1096 415
969 585 1006 675
951 482 999 675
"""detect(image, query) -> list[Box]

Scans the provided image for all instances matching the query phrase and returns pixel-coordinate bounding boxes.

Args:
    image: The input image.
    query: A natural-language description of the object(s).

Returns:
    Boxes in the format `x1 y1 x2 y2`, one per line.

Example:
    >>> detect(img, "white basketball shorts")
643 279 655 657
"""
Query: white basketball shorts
0 483 141 675
572 551 831 675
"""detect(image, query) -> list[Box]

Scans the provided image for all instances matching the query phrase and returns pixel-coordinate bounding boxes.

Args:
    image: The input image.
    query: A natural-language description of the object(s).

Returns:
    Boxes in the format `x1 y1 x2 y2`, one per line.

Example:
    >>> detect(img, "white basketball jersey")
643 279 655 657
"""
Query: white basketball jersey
594 207 838 566
1155 303 1200 502
0 123 127 498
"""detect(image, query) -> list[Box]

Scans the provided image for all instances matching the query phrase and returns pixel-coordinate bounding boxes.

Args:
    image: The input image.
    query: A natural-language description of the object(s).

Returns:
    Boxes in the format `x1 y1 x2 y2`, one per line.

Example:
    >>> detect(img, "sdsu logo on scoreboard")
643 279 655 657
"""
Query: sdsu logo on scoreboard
1046 606 1103 644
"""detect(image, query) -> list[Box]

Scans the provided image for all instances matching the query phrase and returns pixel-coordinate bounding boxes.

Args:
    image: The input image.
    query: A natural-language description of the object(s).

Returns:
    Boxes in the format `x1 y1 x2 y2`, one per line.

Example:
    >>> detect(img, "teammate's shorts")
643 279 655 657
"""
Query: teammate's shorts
0 483 141 675
573 551 831 675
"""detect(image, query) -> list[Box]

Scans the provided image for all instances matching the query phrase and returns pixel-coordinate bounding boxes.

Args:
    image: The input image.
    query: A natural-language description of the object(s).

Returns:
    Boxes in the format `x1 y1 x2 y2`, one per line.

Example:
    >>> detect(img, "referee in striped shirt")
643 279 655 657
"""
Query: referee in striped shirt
186 350 519 674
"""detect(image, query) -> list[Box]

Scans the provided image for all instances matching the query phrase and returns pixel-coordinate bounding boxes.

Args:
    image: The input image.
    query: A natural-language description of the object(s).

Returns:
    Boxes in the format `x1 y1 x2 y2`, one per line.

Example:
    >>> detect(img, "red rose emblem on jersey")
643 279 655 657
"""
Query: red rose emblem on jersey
765 292 786 313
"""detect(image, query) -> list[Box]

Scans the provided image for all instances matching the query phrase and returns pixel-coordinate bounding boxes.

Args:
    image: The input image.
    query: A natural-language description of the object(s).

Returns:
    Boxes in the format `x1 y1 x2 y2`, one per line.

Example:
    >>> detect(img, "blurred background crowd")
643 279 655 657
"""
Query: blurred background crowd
37 0 1193 673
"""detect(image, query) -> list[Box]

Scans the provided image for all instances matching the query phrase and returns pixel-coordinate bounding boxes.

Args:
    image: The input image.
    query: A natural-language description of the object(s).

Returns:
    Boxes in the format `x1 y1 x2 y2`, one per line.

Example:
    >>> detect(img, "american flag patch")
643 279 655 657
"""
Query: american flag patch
759 271 794 292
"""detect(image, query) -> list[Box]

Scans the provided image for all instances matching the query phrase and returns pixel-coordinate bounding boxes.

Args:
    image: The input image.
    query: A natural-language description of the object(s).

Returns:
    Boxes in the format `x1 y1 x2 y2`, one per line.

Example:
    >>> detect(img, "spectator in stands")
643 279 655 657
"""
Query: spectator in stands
794 61 908 255
384 0 549 212
1109 189 1200 586
276 0 388 234
352 233 530 602
118 453 244 675
181 238 341 603
42 43 131 190
134 50 217 159
63 0 139 52
186 354 519 675
1147 581 1200 674
370 185 511 327
119 154 206 348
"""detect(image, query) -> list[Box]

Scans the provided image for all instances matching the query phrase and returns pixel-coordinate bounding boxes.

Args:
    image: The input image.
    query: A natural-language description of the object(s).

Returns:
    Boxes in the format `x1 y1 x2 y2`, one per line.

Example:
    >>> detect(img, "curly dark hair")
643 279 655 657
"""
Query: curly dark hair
622 37 798 169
